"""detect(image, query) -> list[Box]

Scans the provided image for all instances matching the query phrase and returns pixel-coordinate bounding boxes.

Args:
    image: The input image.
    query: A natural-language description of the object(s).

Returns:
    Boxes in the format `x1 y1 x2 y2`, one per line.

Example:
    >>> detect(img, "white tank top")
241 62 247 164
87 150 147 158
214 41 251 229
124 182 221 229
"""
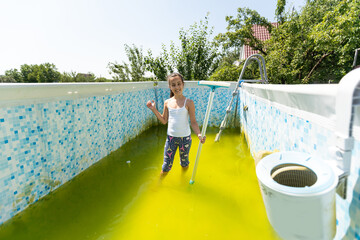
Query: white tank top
167 98 191 137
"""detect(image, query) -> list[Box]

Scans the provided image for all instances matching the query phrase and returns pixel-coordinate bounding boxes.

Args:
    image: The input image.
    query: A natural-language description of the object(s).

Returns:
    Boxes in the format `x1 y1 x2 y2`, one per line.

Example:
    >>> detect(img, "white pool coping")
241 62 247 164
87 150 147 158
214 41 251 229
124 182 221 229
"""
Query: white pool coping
0 82 155 107
1 81 358 138
241 83 360 139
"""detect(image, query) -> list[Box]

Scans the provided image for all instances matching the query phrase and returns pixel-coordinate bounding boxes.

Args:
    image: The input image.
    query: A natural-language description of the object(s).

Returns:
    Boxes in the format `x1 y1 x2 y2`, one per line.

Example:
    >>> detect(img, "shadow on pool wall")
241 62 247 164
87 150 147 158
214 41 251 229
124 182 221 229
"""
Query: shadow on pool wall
238 83 360 240
0 81 239 226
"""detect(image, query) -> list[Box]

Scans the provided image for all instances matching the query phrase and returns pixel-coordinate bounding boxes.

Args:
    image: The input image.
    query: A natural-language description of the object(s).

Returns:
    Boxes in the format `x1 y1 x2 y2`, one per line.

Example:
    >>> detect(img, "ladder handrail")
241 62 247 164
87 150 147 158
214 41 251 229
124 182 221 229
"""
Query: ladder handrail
352 48 360 69
215 54 268 142
237 54 268 86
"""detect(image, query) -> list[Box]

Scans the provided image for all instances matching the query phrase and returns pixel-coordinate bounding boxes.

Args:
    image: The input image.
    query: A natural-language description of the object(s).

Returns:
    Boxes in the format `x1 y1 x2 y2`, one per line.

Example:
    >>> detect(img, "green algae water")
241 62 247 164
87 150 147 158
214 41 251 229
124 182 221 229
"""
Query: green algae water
0 126 280 240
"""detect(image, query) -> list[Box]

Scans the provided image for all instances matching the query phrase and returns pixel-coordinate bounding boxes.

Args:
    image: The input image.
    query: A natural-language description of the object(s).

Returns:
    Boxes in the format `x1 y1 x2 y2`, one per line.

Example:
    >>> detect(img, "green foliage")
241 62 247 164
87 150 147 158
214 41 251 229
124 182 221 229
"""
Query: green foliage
216 0 360 84
108 44 147 81
60 71 77 82
5 1 356 85
209 62 241 82
267 0 360 83
172 15 219 80
60 71 110 82
36 63 61 83
19 64 37 82
213 7 271 82
309 0 360 79
4 69 22 82
75 73 96 82
95 77 109 82
4 65 108 83
215 8 273 56
0 75 17 83
145 15 220 81
144 45 173 81
5 63 61 83
210 58 262 82
109 15 219 81
275 0 286 24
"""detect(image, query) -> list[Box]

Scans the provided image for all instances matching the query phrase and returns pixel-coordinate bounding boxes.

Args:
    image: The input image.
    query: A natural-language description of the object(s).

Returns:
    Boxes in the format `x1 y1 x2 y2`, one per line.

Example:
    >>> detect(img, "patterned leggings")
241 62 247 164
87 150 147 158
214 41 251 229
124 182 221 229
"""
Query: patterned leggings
162 135 192 172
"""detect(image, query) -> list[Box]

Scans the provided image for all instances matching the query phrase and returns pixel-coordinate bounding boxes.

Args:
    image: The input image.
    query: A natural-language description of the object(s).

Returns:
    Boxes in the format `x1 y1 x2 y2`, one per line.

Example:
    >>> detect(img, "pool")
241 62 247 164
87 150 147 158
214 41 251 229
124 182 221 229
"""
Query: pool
0 78 360 239
0 126 279 240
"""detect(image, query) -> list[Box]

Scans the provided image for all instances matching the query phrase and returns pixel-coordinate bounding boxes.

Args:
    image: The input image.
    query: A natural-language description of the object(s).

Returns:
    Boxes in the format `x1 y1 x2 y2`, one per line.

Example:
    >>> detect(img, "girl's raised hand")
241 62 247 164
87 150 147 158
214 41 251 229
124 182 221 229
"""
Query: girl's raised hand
146 100 156 110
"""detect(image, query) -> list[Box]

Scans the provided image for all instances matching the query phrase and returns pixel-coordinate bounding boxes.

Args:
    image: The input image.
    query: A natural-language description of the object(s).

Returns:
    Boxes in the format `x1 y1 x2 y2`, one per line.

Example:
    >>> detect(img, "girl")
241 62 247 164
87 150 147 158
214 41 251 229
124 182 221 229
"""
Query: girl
146 73 206 177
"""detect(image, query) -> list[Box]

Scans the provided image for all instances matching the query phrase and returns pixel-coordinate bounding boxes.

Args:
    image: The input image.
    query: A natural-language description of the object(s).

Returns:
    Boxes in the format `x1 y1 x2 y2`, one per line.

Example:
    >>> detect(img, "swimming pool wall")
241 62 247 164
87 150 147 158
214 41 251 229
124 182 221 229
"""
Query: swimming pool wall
0 81 237 226
156 81 240 128
239 83 360 240
1 80 359 239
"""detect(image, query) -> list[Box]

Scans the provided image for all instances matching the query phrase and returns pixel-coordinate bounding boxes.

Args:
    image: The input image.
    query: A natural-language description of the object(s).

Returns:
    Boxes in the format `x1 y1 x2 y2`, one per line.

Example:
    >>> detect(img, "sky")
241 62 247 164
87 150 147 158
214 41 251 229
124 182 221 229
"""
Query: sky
0 0 305 79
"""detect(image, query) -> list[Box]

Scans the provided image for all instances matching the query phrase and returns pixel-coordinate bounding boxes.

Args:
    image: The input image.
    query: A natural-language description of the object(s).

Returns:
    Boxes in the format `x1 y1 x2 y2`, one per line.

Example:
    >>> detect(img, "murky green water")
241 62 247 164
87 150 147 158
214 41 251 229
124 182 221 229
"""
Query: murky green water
0 126 279 240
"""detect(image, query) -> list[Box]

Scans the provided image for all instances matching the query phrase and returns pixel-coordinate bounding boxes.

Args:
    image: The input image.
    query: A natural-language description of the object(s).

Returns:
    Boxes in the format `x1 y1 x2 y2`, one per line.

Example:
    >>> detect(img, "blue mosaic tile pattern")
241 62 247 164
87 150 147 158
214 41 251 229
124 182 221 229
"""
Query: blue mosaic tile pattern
3 80 358 238
0 88 157 225
2 81 358 239
239 88 360 240
343 140 360 240
0 83 239 226
156 85 239 128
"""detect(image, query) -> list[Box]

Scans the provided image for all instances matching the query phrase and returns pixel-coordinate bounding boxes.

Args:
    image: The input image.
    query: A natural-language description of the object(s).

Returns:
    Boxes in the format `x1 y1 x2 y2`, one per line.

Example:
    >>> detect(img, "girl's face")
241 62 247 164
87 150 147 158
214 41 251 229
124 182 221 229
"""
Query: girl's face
168 76 184 96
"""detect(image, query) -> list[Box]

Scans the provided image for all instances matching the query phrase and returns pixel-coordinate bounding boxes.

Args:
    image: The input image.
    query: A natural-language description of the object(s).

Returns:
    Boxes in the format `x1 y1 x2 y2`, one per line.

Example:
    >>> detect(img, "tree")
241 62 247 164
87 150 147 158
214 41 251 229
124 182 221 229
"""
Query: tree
171 14 219 80
20 64 37 82
145 14 220 81
307 0 360 82
95 77 110 82
0 75 17 83
75 73 96 82
275 0 286 24
5 69 22 82
111 15 219 81
108 44 147 81
60 71 77 82
209 62 241 82
215 0 360 84
5 63 61 83
209 54 262 82
144 45 173 81
267 0 360 83
35 63 61 82
215 8 274 57
60 71 110 82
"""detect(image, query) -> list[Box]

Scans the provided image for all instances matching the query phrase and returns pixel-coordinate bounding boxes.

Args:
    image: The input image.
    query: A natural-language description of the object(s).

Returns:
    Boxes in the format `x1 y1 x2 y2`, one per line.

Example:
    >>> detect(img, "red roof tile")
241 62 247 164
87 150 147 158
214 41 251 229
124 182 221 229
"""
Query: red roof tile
241 23 278 60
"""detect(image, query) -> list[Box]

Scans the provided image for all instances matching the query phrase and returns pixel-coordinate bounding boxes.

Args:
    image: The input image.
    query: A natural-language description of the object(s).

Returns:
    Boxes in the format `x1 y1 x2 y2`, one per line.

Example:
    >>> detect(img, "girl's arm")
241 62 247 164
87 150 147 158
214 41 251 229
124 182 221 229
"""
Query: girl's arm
146 100 168 124
187 99 206 144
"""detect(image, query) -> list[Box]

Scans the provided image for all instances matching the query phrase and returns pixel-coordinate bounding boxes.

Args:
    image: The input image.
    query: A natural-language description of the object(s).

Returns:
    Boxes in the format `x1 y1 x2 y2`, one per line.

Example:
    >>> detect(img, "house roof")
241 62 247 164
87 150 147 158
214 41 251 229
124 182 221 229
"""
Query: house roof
241 23 278 60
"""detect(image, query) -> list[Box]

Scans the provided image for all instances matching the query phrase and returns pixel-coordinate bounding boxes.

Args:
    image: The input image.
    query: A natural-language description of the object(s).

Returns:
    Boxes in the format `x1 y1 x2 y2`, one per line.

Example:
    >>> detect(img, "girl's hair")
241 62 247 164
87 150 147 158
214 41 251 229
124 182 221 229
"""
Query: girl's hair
167 72 184 97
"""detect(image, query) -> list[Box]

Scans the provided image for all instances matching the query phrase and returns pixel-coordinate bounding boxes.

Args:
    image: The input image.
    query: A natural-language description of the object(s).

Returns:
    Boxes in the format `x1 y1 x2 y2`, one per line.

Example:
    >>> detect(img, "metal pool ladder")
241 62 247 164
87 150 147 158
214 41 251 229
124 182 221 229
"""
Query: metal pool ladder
352 48 360 69
215 54 268 142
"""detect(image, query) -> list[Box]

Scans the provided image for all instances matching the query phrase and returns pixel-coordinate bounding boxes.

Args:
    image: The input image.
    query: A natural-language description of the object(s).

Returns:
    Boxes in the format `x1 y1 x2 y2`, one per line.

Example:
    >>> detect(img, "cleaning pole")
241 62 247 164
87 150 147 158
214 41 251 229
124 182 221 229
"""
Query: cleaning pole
190 81 230 184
